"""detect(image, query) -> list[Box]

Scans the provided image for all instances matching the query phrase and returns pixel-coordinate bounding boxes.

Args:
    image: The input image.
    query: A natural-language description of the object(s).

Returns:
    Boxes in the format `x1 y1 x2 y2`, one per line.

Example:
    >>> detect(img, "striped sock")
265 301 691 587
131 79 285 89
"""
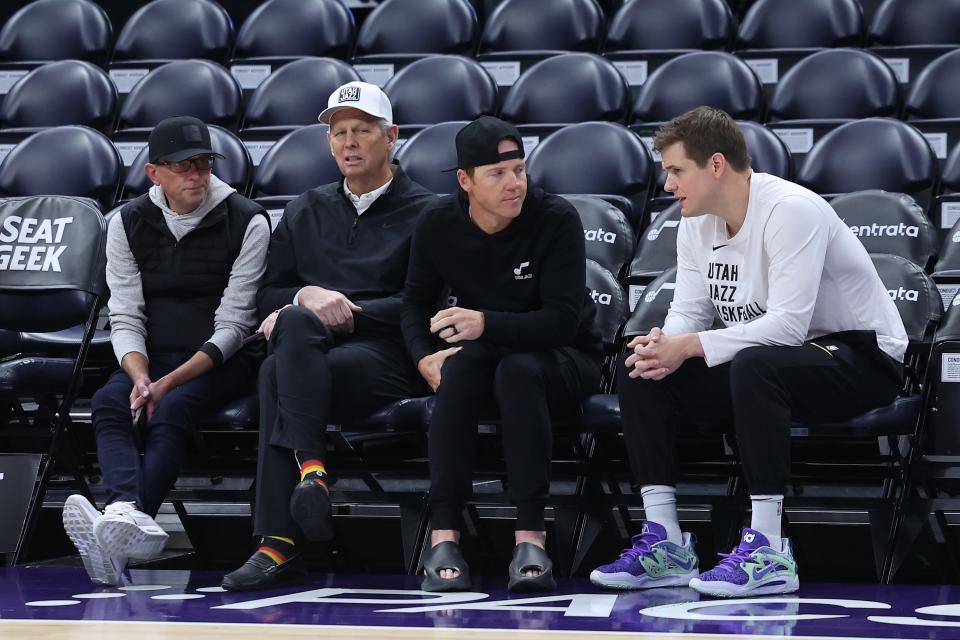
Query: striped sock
295 451 328 488
257 536 295 566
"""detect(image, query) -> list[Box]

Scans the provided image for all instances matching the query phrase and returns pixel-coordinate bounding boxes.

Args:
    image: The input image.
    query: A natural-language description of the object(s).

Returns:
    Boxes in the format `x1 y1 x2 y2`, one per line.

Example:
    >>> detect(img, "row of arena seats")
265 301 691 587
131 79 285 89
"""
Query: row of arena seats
1 190 956 580
1 47 960 207
6 46 960 130
1 0 957 75
0 117 958 240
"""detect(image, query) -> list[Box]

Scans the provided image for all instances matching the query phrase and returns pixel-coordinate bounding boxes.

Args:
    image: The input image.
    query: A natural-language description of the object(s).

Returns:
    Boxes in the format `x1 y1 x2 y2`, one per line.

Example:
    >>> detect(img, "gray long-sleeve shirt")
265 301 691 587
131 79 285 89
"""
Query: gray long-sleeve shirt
106 176 270 364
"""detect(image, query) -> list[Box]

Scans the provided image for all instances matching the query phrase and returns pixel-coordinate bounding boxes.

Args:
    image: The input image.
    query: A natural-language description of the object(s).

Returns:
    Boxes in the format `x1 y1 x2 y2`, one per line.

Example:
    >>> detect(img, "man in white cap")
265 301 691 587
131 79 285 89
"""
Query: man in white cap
222 82 437 591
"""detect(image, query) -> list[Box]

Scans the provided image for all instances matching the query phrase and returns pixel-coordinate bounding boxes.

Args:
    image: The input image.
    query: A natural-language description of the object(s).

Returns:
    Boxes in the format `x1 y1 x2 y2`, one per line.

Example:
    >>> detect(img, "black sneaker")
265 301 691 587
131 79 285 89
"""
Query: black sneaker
221 552 307 592
290 478 334 541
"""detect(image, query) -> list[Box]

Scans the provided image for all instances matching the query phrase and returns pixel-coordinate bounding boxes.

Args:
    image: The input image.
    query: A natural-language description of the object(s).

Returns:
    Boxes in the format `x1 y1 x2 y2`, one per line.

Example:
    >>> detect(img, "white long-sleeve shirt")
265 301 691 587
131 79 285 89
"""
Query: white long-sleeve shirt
663 172 908 366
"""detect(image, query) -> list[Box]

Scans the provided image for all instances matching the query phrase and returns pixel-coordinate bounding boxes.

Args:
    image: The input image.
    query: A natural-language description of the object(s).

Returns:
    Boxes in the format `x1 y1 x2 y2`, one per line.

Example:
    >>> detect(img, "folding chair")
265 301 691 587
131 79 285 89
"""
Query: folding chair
0 195 108 565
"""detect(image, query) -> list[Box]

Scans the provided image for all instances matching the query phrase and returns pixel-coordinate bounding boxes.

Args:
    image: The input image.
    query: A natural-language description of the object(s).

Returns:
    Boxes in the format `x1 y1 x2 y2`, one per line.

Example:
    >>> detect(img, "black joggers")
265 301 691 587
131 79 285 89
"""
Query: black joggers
428 341 601 532
617 330 903 493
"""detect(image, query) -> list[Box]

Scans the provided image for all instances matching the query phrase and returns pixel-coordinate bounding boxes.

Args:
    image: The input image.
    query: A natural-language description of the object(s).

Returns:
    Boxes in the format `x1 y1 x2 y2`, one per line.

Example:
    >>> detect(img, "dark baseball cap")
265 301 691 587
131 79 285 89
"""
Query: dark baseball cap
452 116 524 170
148 116 224 163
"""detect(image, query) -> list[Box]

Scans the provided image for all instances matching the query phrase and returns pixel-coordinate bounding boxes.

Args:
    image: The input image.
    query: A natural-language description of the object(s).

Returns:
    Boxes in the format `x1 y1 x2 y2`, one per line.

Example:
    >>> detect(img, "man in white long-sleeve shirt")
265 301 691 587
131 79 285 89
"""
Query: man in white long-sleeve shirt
62 116 270 586
591 107 907 598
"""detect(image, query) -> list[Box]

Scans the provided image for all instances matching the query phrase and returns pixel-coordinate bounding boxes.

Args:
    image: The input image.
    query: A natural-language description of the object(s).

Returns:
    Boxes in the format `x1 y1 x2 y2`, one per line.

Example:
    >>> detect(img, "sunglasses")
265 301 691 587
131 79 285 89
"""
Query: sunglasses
157 155 216 174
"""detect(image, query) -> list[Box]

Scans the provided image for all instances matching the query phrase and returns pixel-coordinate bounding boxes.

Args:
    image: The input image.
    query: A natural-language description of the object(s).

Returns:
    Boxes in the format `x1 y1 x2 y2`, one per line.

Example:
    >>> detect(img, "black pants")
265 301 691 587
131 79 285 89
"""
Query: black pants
617 331 903 494
92 351 256 517
429 341 601 532
253 306 426 538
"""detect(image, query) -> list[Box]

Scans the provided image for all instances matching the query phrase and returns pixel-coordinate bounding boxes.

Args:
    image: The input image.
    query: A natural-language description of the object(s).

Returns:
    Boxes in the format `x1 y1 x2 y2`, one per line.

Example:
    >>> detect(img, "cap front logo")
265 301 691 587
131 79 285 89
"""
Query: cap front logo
339 86 361 103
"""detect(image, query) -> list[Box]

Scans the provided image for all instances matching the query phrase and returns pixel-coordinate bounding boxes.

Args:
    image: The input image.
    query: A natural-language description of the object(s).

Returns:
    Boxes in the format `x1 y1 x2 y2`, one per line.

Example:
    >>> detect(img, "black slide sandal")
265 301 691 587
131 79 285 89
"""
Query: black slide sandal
508 542 557 592
420 541 472 592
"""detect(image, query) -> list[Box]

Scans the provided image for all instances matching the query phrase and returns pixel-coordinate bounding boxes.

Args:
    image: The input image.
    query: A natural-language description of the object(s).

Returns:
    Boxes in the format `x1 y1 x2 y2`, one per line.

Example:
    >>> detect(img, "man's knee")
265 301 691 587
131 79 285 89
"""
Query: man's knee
494 353 545 401
730 346 779 384
91 378 131 417
273 305 330 344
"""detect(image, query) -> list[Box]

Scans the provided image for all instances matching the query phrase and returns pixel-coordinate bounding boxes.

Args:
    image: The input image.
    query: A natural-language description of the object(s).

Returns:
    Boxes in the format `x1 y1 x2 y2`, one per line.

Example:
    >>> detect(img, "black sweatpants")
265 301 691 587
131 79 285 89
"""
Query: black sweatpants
617 330 903 493
254 306 426 538
429 341 601 532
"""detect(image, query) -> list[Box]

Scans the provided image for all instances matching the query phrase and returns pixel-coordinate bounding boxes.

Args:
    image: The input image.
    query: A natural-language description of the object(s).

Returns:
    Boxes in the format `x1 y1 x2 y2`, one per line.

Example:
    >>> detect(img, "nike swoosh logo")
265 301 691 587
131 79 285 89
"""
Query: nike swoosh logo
672 555 696 571
751 564 779 581
712 244 727 251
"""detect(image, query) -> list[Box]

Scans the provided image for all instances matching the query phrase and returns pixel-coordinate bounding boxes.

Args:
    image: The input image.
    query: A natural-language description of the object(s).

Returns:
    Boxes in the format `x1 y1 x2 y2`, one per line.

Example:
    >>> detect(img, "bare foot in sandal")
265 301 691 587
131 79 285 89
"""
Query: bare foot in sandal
515 530 546 577
421 530 471 592
431 529 461 580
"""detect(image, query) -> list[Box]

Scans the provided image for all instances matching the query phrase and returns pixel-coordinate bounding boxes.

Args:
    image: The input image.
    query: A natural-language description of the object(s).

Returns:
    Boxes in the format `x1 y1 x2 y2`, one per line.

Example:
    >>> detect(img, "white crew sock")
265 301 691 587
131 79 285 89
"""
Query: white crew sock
641 485 682 545
750 494 784 550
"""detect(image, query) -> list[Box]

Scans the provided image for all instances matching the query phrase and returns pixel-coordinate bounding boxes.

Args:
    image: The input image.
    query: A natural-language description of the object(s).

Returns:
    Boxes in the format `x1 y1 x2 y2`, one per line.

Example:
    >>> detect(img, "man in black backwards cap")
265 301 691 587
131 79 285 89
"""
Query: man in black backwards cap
402 116 603 592
62 116 270 586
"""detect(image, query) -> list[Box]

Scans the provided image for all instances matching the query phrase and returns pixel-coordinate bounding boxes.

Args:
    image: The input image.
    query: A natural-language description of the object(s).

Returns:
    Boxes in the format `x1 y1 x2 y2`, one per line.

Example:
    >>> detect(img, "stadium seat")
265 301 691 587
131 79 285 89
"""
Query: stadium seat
0 61 117 139
797 118 939 215
0 126 121 210
584 259 630 380
112 0 233 63
867 0 960 91
499 53 630 146
119 125 252 202
934 142 960 244
765 49 901 166
233 0 354 62
476 0 605 89
352 0 478 87
631 51 765 126
895 283 960 580
734 0 864 93
932 217 960 310
395 121 465 195
383 56 497 143
112 60 243 167
239 57 360 164
626 203 680 304
603 0 734 92
229 0 355 95
903 49 960 166
250 124 340 217
526 121 656 230
565 196 635 276
830 191 938 272
0 0 112 66
0 195 108 564
108 0 234 96
738 121 793 180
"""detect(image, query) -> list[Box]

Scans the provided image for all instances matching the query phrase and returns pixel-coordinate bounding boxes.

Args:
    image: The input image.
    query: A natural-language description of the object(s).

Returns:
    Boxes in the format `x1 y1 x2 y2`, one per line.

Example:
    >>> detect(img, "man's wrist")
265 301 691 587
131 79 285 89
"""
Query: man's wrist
684 333 704 359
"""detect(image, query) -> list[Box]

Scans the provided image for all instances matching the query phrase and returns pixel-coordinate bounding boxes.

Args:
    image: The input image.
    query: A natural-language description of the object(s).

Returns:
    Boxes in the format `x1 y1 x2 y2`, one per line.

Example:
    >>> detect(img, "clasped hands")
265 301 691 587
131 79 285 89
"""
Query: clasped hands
625 327 701 381
258 287 363 339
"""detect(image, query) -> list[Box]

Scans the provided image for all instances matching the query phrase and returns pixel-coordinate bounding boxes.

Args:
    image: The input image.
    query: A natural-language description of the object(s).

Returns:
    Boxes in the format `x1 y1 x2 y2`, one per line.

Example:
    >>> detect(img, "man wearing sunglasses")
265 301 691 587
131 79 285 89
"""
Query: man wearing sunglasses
62 116 270 586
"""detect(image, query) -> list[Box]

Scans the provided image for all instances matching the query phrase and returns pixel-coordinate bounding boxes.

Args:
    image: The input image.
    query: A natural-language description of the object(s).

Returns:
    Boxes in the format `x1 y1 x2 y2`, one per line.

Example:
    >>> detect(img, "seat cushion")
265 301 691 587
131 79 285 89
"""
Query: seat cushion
791 395 921 437
0 356 77 392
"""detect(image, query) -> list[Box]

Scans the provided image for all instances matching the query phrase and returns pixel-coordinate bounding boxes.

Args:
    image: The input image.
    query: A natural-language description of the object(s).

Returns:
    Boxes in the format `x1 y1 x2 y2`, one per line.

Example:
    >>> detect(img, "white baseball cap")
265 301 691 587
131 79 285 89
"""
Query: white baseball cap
318 81 393 125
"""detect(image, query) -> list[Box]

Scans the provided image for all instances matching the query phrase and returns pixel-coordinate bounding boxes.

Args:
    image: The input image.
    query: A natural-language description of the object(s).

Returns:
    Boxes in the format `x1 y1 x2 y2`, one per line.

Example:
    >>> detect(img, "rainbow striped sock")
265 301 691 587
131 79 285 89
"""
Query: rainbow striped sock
257 536 295 566
300 460 326 481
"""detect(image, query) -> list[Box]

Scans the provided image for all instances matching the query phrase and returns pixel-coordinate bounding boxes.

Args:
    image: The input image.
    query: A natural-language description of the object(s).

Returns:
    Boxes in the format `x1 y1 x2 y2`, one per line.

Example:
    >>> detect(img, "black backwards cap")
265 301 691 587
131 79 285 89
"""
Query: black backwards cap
449 116 525 171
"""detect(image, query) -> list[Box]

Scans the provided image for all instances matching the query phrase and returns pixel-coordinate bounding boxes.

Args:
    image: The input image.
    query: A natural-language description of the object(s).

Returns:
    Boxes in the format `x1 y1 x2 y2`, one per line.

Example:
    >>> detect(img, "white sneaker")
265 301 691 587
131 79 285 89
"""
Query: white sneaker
62 494 127 586
94 501 169 560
